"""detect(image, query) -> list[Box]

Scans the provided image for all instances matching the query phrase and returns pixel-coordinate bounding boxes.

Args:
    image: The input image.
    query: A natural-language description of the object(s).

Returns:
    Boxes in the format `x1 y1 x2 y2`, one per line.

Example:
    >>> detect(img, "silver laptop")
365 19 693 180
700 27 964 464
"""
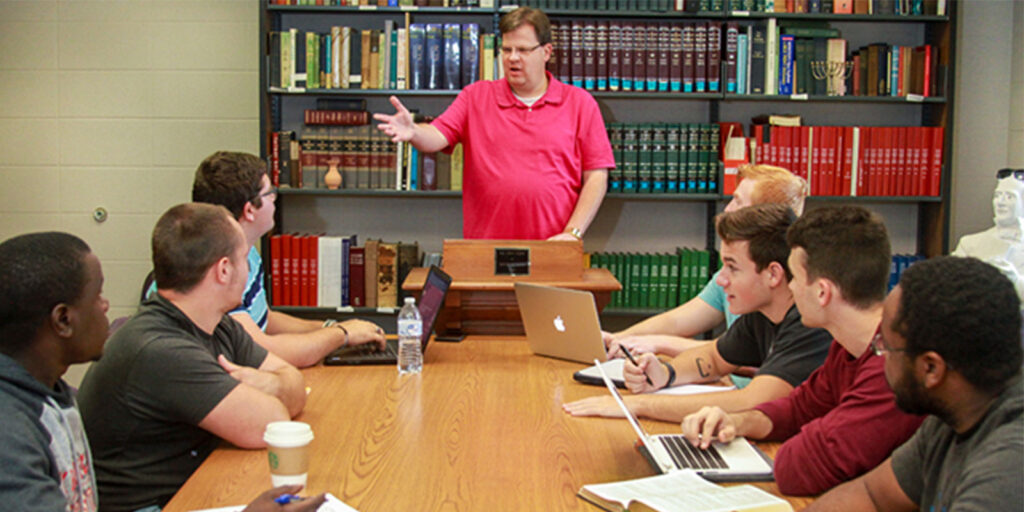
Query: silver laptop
594 360 775 482
514 283 608 364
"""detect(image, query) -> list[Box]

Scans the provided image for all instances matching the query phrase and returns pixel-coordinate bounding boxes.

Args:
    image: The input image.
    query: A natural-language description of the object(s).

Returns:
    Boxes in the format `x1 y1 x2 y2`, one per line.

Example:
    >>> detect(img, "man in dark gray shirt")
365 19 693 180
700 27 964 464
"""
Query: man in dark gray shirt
79 203 308 511
806 256 1022 511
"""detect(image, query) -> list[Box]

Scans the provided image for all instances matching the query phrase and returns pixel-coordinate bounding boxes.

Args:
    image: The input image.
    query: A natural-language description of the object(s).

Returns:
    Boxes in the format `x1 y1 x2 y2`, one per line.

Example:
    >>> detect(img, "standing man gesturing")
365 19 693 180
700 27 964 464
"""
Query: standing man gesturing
375 7 615 241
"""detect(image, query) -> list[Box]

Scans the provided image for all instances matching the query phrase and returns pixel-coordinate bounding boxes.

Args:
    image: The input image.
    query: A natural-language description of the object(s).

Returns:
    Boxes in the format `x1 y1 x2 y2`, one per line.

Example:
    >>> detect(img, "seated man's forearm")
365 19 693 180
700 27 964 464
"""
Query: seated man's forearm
235 312 346 368
266 310 324 335
271 366 306 417
629 382 789 424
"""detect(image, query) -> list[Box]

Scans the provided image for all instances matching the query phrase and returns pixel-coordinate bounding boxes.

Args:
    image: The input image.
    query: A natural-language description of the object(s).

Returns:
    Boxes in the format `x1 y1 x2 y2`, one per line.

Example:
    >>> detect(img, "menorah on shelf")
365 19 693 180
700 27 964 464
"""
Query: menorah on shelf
811 60 854 96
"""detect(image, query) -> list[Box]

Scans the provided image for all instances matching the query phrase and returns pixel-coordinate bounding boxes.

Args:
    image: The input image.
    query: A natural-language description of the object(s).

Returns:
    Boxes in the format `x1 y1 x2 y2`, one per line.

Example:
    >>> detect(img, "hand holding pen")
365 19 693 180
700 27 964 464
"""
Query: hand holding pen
621 349 672 394
243 485 326 512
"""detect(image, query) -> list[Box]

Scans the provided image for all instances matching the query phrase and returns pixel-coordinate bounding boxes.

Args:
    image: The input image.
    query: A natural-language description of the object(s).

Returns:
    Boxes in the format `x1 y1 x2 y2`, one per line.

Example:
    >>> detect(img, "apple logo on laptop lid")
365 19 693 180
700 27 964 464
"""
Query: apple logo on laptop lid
553 315 566 332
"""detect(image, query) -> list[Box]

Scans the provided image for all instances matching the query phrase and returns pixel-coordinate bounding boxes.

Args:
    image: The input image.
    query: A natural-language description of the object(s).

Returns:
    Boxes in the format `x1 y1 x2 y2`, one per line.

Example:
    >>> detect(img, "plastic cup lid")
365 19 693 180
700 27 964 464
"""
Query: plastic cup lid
263 421 314 448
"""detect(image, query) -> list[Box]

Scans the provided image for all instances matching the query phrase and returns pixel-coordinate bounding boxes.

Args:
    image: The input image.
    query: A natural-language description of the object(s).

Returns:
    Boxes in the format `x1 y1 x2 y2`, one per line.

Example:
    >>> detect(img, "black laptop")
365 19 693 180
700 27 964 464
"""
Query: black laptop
323 265 451 365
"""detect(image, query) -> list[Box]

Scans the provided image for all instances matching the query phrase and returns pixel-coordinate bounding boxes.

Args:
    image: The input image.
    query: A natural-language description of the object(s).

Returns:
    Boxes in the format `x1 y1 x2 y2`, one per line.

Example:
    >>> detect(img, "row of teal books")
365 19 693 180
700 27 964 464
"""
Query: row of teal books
501 0 717 12
589 249 713 309
500 0 942 14
608 122 721 194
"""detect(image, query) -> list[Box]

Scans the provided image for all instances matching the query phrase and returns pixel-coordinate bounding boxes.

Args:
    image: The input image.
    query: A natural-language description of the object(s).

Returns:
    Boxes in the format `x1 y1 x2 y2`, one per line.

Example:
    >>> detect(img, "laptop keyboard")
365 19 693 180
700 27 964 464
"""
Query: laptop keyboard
659 436 727 469
328 343 397 360
356 344 397 358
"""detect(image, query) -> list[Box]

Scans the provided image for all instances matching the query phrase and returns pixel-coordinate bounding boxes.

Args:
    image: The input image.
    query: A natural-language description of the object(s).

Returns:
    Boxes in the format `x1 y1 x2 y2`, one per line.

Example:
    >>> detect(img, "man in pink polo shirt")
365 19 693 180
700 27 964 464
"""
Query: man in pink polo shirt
374 7 615 240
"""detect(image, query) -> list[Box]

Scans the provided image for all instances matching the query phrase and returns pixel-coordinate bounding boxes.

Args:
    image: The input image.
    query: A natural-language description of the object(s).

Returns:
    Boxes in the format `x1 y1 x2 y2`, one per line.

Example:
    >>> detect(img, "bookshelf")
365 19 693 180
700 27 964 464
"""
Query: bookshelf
259 1 956 317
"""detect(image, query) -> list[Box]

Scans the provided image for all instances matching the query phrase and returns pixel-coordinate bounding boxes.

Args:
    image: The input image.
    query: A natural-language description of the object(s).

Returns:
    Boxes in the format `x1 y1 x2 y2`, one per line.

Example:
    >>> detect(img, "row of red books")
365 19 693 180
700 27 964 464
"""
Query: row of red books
751 124 944 197
268 234 421 309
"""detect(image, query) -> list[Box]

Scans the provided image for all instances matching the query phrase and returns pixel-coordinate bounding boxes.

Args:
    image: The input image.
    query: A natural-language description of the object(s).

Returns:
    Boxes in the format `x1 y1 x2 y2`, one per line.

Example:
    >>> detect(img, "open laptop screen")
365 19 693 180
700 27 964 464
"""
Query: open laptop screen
417 265 451 347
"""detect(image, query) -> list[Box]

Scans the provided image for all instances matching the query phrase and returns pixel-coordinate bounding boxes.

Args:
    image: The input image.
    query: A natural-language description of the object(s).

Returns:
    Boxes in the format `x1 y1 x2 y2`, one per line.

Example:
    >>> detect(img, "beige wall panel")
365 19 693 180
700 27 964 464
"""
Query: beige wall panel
0 71 58 117
59 71 152 118
60 119 152 166
150 71 258 119
145 167 195 214
146 1 258 22
62 212 156 263
0 213 64 240
151 120 258 167
149 22 257 71
59 22 150 70
0 0 57 22
0 22 57 69
60 0 252 23
100 260 154 314
60 167 187 214
0 119 59 166
0 167 61 212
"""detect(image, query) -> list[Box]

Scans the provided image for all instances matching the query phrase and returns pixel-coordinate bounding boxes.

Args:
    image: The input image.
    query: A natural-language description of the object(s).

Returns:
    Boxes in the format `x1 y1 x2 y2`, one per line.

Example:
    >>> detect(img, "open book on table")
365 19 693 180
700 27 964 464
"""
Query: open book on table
578 470 793 512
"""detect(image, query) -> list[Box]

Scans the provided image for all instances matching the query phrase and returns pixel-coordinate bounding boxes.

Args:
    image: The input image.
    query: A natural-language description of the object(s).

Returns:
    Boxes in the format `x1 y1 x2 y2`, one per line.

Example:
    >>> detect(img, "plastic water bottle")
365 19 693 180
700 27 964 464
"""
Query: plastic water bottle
397 296 423 374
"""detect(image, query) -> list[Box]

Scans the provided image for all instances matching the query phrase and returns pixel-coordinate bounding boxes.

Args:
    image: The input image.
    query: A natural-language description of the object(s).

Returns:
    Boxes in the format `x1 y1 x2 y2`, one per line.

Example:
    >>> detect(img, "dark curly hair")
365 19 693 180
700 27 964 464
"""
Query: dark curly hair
787 206 891 309
894 256 1022 393
0 232 91 355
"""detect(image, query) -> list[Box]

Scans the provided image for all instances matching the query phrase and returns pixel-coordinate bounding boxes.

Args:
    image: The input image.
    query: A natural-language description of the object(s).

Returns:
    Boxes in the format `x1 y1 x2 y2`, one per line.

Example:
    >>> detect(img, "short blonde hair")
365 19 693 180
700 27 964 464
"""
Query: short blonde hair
738 164 808 216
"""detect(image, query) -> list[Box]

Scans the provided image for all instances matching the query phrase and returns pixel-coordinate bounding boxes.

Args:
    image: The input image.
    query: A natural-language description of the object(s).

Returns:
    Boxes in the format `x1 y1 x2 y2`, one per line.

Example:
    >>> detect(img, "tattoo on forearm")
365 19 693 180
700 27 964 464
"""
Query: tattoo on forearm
696 357 711 378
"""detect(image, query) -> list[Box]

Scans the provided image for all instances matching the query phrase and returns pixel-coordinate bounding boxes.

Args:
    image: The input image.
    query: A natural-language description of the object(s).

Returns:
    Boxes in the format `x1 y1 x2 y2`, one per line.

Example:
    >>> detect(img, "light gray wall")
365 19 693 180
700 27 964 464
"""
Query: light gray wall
950 0 1020 243
1010 0 1024 168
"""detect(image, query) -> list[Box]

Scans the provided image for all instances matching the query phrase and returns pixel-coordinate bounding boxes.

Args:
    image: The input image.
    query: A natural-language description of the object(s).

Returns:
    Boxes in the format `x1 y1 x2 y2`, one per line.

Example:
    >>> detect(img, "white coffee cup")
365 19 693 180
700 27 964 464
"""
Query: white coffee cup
263 421 314 486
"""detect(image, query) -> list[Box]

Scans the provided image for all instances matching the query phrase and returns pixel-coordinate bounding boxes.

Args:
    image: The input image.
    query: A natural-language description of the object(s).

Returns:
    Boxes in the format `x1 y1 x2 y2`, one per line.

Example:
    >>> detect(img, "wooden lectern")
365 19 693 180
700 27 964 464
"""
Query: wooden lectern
402 239 621 336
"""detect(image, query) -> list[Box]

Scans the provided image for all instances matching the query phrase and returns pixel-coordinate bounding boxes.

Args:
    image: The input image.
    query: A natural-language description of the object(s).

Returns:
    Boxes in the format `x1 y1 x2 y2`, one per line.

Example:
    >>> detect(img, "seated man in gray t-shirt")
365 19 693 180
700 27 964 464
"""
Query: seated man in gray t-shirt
79 204 308 511
564 204 832 422
804 256 1023 512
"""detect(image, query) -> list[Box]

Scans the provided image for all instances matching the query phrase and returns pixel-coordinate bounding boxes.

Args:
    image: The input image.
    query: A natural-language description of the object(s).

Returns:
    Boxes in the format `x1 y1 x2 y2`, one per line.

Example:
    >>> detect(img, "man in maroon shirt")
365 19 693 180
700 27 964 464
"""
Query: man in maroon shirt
681 206 924 496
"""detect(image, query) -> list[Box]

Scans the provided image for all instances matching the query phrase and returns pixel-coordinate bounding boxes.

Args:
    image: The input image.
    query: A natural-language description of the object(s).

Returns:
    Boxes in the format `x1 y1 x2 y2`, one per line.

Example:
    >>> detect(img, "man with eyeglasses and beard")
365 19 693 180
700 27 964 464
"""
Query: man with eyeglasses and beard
803 256 1022 511
374 7 614 242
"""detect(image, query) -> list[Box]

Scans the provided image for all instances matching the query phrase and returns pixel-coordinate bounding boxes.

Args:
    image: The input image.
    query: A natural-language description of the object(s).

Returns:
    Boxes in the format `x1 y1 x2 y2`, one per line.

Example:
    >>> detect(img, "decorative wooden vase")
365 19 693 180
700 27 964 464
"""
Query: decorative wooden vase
325 162 341 190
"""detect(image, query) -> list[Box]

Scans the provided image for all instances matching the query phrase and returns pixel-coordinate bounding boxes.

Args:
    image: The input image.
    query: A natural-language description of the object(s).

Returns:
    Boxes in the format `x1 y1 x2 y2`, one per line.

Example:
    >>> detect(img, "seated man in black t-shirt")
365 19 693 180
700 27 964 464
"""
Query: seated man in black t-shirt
564 204 833 422
78 203 309 511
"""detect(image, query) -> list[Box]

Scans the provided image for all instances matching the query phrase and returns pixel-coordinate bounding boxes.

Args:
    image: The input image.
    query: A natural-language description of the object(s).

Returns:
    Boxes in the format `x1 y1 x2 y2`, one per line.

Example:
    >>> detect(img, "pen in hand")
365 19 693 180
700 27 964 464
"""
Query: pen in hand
622 347 654 387
274 494 305 505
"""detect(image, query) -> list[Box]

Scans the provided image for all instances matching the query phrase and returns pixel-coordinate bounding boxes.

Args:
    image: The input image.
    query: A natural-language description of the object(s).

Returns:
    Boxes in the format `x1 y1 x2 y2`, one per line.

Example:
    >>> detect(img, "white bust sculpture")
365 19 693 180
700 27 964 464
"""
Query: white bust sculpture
953 170 1024 303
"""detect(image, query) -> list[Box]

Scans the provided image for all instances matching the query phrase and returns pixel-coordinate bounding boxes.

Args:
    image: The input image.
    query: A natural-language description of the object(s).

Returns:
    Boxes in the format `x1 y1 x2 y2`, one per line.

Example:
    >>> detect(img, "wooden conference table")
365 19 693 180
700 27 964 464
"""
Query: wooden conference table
164 338 814 511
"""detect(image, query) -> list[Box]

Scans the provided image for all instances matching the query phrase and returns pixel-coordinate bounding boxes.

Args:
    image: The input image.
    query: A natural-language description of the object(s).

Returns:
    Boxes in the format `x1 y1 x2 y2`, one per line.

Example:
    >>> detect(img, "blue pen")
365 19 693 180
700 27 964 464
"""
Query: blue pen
274 494 302 505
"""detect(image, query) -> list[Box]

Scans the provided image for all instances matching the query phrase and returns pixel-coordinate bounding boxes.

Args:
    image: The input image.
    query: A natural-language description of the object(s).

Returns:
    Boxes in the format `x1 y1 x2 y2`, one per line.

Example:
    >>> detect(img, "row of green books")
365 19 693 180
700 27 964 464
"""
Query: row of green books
590 249 713 310
608 122 721 194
